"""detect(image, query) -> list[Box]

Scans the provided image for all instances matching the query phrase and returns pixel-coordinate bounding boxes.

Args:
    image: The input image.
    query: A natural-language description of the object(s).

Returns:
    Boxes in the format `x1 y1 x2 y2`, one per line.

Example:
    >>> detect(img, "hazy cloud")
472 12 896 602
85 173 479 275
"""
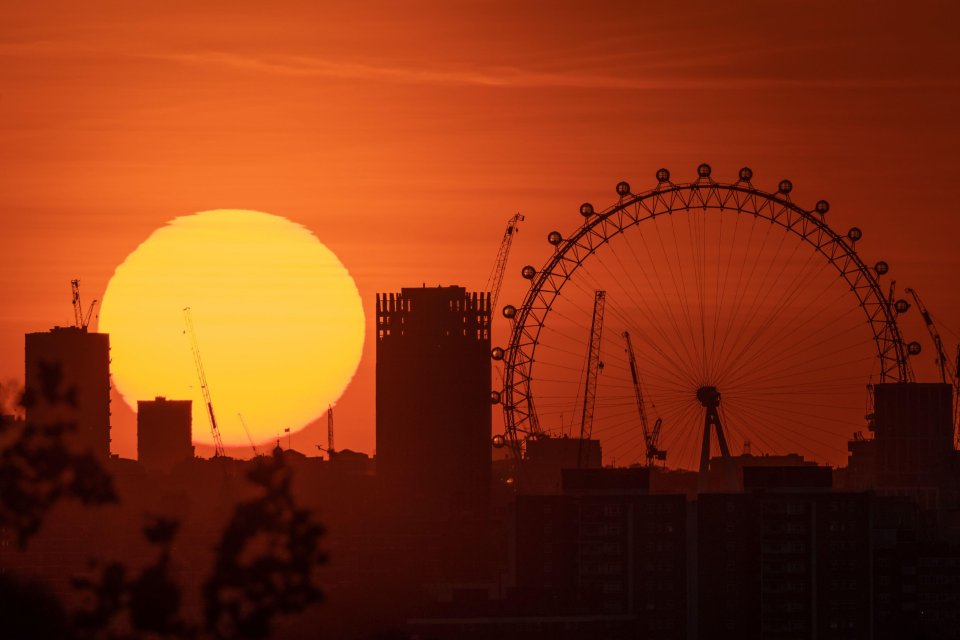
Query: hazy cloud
147 50 960 91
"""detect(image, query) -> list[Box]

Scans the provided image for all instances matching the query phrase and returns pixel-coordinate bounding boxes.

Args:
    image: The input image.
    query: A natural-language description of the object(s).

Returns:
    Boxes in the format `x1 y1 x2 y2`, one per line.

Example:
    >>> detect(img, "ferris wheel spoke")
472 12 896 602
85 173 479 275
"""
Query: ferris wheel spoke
716 246 850 385
592 238 702 376
710 211 744 379
724 401 841 461
713 230 813 378
725 346 875 393
621 228 708 371
720 321 871 391
710 211 740 375
732 394 862 430
718 399 786 457
712 227 816 382
596 284 694 380
678 212 711 381
606 237 702 375
658 402 702 469
729 401 852 459
667 214 712 380
718 285 866 390
711 212 776 380
640 219 697 374
601 303 701 389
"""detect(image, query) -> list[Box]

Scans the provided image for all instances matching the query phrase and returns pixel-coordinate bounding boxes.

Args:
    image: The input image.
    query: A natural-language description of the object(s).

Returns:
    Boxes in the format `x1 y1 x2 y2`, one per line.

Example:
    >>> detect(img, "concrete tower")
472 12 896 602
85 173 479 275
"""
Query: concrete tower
24 326 111 458
375 285 491 518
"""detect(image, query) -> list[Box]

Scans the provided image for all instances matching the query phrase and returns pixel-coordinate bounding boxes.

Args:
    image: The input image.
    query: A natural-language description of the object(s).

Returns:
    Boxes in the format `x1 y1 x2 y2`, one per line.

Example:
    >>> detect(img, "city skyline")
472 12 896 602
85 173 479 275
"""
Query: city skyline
3 2 960 462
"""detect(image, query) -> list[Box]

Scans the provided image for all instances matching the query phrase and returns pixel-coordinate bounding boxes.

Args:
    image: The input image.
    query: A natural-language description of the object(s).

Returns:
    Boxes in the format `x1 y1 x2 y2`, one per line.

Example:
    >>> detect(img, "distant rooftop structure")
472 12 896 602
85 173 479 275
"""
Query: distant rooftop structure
138 396 193 471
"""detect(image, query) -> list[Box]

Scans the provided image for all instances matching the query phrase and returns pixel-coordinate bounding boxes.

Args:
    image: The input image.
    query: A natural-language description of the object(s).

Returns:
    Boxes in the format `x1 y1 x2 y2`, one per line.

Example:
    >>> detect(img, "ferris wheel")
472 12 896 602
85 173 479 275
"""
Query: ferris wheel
495 164 920 475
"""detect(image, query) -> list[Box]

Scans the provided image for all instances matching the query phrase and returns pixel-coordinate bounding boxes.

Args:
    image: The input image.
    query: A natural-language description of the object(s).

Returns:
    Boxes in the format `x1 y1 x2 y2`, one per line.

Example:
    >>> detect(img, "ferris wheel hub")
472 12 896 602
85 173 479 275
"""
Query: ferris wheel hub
696 386 721 409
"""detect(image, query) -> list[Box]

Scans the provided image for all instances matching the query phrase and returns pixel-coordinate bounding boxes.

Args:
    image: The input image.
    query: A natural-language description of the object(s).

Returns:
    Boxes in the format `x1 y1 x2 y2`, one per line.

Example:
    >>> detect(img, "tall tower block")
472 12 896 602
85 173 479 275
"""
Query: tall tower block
24 326 111 458
872 382 953 491
376 285 491 517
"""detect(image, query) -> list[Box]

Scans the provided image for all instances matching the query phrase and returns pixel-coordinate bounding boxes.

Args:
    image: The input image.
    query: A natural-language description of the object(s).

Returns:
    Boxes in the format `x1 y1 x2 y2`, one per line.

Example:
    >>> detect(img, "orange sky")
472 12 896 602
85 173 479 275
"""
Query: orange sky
2 1 959 461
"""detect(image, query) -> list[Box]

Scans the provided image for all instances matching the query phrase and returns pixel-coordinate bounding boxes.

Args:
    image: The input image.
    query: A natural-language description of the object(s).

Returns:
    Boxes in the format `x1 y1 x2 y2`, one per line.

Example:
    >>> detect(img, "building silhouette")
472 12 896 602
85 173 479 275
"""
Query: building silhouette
24 326 111 458
375 285 491 517
842 382 956 509
137 397 193 471
873 383 953 503
698 475 872 640
520 435 601 495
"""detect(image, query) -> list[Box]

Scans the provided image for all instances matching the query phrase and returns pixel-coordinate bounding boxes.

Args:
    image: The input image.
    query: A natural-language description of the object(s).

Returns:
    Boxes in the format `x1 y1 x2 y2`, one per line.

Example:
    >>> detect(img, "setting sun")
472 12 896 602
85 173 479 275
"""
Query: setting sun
98 209 364 449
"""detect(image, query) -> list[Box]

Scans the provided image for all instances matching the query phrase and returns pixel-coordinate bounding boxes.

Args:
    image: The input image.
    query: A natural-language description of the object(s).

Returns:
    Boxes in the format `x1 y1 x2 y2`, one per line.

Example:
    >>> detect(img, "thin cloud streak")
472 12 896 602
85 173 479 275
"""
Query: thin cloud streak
148 50 960 90
1 39 955 91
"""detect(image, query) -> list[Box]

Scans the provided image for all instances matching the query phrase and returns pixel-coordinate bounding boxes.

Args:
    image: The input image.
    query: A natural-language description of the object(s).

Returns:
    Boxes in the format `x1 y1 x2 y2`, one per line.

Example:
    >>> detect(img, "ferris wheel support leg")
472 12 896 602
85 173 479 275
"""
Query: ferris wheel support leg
714 413 732 459
699 411 712 488
699 402 734 492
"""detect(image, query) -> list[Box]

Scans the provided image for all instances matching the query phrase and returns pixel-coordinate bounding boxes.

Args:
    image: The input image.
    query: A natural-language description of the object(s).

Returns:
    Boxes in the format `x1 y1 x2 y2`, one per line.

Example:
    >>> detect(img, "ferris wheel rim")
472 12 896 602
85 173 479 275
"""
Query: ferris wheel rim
500 168 909 453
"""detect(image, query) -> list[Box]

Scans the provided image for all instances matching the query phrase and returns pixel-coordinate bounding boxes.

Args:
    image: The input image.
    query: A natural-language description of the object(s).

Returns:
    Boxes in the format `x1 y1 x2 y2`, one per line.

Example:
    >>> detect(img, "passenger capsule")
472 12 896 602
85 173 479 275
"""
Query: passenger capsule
547 230 563 245
521 265 536 280
894 299 910 314
616 181 631 196
815 200 830 215
907 341 922 356
874 261 889 276
492 434 506 448
490 390 502 404
502 305 517 319
491 347 505 361
778 179 793 194
580 202 594 217
656 168 671 183
848 227 863 242
738 167 753 182
697 163 712 178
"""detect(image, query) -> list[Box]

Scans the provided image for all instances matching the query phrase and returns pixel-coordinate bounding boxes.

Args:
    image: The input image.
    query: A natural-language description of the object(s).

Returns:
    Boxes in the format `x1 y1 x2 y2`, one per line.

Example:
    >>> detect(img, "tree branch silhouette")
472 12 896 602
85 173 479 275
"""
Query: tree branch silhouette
1 367 327 639
71 515 191 640
0 364 117 548
204 448 327 639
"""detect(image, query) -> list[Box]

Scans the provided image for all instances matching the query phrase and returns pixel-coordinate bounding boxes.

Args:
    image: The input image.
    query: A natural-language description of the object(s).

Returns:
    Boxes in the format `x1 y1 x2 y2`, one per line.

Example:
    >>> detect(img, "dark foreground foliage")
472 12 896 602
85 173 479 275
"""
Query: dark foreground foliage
0 366 327 639
0 364 117 547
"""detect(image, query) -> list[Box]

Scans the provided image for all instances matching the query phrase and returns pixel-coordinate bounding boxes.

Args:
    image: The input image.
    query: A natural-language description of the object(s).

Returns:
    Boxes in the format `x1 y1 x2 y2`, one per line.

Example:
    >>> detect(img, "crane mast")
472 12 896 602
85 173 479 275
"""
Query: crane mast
904 288 960 445
183 308 225 458
485 213 525 311
905 288 951 382
623 331 666 466
578 290 606 467
237 413 259 456
327 404 335 457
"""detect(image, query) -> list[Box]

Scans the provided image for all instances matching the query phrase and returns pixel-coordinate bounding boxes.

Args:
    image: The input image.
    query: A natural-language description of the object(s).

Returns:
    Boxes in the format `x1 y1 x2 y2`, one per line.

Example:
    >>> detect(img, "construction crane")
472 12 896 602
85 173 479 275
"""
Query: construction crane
327 405 335 457
623 331 666 466
70 279 98 331
485 213 525 312
578 291 606 467
905 288 952 382
904 288 960 443
315 406 336 460
183 308 225 458
237 414 259 456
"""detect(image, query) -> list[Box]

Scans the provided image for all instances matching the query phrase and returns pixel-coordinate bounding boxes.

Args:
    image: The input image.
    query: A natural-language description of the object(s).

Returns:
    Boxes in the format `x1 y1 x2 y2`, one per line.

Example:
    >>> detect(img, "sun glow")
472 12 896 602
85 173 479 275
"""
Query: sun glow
99 210 365 450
